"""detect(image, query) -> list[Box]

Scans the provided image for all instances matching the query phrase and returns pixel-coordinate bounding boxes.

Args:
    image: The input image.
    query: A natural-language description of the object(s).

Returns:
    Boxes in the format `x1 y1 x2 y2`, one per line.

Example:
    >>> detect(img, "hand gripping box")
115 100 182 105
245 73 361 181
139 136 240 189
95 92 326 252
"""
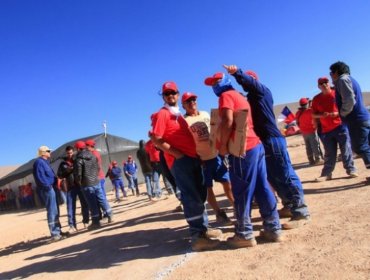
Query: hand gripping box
209 108 248 157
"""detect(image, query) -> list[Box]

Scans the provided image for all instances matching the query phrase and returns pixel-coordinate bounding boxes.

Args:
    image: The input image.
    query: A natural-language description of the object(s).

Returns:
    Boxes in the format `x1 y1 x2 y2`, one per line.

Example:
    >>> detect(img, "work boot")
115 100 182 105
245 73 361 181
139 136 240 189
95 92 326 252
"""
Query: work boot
191 233 220 252
259 229 284 242
315 174 332 182
216 209 232 225
348 171 359 178
278 206 293 218
107 215 114 223
205 227 222 239
282 215 310 230
88 223 101 231
226 235 257 248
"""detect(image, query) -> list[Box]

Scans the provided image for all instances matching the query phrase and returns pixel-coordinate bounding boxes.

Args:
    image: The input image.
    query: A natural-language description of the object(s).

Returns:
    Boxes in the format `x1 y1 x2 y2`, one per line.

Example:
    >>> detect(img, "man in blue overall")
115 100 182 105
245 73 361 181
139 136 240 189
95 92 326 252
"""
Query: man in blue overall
224 64 310 229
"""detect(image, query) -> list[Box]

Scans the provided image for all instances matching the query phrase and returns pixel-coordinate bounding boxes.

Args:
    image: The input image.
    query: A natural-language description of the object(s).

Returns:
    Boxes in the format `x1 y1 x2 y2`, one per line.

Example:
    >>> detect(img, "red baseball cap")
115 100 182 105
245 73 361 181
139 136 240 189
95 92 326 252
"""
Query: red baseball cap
181 92 198 103
299 98 309 106
204 72 224 86
162 81 178 93
245 70 259 80
74 141 86 150
85 139 96 147
318 77 329 85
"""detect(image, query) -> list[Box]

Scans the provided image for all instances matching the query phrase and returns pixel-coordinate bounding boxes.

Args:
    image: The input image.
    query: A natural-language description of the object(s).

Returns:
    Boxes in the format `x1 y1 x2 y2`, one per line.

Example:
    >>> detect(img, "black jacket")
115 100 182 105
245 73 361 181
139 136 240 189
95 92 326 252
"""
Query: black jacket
74 150 99 187
57 157 76 190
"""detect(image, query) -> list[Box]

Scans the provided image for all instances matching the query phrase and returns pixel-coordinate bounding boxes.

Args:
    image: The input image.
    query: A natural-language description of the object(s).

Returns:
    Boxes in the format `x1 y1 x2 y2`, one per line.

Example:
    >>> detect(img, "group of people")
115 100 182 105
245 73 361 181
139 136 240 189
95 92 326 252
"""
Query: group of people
295 62 370 182
33 139 114 242
32 60 369 250
148 61 369 252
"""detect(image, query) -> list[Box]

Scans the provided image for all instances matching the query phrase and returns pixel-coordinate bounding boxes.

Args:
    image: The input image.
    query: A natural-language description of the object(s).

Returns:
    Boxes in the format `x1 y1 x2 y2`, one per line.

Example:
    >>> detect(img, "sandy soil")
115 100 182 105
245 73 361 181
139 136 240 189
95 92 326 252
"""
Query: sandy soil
1 135 369 280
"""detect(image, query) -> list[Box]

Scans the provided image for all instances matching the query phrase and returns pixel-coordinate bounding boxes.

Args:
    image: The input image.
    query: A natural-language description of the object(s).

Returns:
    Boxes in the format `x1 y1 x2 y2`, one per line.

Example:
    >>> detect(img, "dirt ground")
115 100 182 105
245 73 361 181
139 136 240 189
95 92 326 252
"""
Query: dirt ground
1 135 369 280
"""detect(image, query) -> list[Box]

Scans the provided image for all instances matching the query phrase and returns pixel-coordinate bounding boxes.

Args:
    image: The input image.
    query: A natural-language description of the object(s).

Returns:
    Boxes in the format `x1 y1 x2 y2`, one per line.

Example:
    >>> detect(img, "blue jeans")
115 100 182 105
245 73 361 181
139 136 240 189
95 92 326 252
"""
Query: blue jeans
229 144 281 239
320 125 356 176
99 179 106 197
152 162 163 197
38 186 61 237
143 172 153 197
66 187 89 227
112 178 126 199
126 174 139 192
82 184 112 224
346 119 370 168
263 136 309 218
171 155 208 237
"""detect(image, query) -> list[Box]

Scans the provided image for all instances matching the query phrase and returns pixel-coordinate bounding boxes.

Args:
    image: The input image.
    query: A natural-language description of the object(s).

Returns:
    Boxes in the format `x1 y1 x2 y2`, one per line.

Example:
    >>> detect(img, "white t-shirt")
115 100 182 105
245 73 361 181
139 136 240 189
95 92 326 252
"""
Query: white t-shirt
184 111 218 160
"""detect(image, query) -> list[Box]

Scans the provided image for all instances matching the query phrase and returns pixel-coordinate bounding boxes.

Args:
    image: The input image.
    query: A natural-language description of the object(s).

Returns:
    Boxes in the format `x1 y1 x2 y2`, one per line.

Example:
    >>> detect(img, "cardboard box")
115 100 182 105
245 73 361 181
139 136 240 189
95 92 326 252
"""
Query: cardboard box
209 108 248 157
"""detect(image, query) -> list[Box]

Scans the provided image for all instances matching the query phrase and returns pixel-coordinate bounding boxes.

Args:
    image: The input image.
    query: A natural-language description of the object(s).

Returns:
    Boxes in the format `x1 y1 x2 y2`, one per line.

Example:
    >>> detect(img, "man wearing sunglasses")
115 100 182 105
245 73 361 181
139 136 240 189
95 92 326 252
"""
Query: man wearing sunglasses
181 92 234 225
311 77 358 182
150 81 221 251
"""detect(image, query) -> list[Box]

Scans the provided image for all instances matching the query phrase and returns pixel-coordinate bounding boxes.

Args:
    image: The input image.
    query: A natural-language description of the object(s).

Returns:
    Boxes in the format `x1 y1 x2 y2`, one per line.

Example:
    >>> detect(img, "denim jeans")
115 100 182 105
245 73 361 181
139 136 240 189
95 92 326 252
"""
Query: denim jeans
346 119 370 168
112 178 126 199
263 136 309 218
152 163 162 197
99 179 106 197
229 144 281 239
38 186 61 237
126 174 139 193
171 155 208 237
320 124 356 176
82 184 112 224
66 187 89 227
143 172 153 197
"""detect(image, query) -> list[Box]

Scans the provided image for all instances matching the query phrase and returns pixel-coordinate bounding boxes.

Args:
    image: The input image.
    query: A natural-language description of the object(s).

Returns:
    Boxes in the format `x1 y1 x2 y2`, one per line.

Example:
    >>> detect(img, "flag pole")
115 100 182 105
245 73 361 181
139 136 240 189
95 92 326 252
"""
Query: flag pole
102 120 112 162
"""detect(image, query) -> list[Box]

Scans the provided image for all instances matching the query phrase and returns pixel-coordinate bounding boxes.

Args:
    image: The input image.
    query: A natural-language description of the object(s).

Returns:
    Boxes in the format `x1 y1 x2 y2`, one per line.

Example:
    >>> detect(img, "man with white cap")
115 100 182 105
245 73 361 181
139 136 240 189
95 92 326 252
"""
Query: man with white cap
33 145 67 241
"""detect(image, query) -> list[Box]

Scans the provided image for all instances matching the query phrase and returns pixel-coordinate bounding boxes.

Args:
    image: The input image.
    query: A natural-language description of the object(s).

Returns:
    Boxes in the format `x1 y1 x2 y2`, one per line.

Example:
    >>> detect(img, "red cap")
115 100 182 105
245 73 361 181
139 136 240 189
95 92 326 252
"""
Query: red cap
204 72 224 86
85 139 96 147
112 160 117 165
74 141 86 150
299 98 309 106
181 92 198 103
162 81 178 93
318 77 329 85
245 70 259 80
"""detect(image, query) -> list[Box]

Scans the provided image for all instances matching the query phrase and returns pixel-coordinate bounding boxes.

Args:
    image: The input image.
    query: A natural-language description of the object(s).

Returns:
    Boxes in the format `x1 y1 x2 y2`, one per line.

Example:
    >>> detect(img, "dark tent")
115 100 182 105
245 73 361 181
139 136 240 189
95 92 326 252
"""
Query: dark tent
0 133 142 192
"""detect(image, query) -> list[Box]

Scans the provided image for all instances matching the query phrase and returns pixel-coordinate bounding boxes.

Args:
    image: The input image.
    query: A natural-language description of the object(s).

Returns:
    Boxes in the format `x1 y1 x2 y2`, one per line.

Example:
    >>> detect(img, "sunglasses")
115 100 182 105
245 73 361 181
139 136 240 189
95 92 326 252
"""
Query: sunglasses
163 91 178 97
185 98 197 104
45 150 51 153
319 82 328 86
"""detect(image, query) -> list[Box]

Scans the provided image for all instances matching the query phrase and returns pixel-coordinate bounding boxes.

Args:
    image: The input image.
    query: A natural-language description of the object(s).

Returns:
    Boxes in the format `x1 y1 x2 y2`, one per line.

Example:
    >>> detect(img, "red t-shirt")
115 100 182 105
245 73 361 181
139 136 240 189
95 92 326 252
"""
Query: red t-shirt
151 107 197 168
312 90 342 133
218 90 261 152
295 108 315 134
145 140 160 162
91 150 105 179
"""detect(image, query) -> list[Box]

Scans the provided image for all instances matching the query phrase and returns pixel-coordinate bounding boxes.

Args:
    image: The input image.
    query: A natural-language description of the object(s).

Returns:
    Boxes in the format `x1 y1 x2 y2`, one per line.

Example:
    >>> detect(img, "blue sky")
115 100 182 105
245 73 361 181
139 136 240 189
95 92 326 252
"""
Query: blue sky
1 0 370 166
